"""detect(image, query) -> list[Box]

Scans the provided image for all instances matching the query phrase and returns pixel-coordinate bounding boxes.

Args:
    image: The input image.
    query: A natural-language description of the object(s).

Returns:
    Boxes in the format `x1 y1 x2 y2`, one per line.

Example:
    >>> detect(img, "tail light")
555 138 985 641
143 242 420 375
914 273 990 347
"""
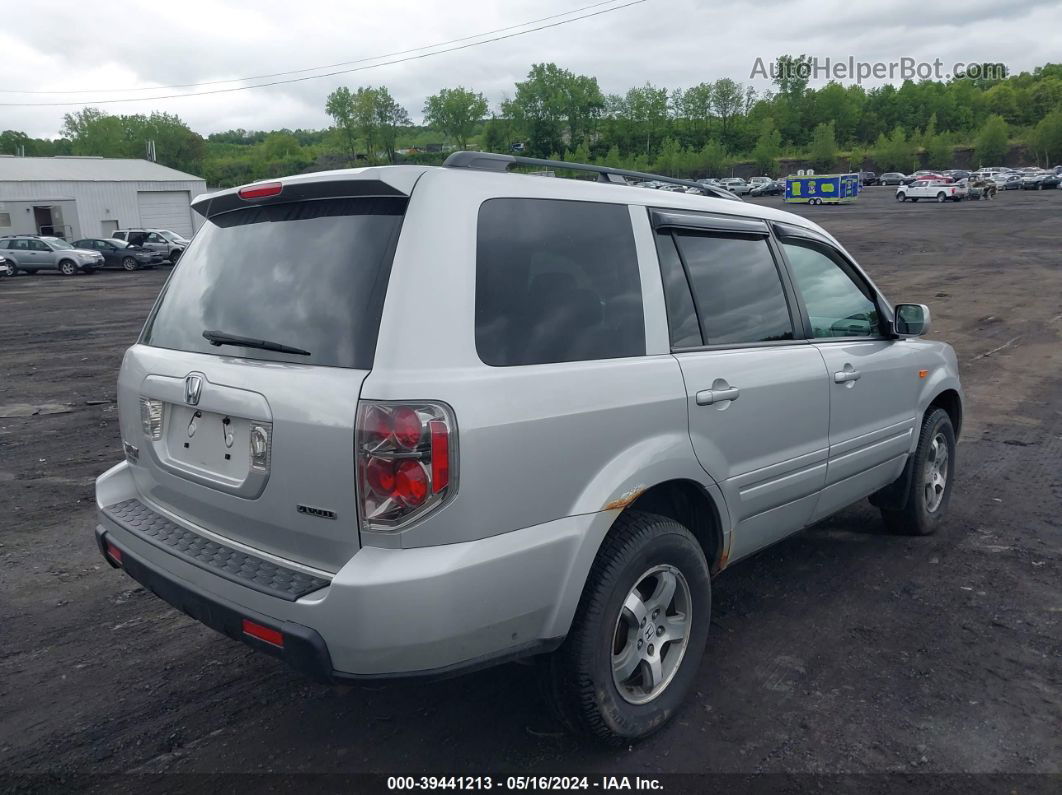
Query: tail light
355 401 457 532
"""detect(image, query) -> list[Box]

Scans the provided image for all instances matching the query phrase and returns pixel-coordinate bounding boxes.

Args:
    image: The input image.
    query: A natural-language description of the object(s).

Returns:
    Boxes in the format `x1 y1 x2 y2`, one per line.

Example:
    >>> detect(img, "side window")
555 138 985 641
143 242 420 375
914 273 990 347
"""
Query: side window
476 198 645 366
781 240 881 338
672 231 794 345
653 232 702 348
147 233 164 243
30 240 49 251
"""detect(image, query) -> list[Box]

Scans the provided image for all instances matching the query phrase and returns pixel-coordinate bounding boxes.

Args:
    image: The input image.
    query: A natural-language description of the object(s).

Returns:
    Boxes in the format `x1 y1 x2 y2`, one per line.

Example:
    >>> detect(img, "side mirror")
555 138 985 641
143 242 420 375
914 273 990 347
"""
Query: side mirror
893 303 931 337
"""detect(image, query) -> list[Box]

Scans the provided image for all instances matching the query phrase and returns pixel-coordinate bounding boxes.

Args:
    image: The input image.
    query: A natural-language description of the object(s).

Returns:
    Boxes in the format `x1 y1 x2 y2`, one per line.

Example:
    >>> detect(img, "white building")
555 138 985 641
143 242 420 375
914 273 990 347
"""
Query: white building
0 155 207 240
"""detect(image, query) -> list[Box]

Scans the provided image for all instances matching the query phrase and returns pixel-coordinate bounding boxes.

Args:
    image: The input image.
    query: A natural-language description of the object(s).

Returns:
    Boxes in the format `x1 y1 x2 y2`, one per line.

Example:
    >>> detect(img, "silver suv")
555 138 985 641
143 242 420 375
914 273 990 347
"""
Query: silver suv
0 235 104 275
95 153 963 743
112 229 189 262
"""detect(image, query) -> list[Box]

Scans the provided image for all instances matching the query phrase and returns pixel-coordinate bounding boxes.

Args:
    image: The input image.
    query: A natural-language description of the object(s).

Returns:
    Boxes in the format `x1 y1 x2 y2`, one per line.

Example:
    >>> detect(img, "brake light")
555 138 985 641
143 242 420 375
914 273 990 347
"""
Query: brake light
355 401 457 532
238 181 283 200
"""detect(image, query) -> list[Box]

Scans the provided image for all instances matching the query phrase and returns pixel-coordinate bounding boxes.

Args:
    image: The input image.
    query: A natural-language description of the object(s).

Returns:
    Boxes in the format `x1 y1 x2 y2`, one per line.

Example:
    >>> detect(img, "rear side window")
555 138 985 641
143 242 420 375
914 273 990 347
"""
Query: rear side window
476 198 645 366
142 197 405 369
672 231 794 345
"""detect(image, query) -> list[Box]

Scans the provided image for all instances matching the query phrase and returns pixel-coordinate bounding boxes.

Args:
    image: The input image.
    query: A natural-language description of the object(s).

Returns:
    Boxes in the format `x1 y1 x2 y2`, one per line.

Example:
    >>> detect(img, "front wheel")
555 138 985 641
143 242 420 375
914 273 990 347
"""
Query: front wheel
541 511 710 744
881 408 956 536
122 256 139 271
58 259 77 276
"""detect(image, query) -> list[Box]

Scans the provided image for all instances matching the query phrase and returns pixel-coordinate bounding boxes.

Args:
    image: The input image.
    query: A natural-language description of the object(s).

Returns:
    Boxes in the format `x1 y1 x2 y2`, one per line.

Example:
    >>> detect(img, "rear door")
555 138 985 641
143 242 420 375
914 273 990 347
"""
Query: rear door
774 224 922 522
652 211 830 562
121 192 408 573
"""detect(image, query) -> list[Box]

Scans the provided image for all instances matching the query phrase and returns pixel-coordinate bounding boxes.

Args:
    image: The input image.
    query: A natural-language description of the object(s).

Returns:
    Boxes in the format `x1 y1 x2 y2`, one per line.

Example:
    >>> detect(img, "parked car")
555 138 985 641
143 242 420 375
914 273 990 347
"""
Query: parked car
943 169 971 181
747 176 772 188
95 152 963 744
0 253 16 276
0 235 103 275
860 171 879 185
111 229 189 262
749 179 784 197
879 172 906 186
896 179 963 202
1020 171 1061 190
992 173 1023 190
718 177 751 195
74 238 165 270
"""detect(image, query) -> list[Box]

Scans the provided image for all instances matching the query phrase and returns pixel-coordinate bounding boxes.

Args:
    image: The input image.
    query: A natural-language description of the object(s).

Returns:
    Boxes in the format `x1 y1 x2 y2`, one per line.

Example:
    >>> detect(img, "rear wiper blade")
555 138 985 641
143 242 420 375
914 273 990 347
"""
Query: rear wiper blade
203 330 311 356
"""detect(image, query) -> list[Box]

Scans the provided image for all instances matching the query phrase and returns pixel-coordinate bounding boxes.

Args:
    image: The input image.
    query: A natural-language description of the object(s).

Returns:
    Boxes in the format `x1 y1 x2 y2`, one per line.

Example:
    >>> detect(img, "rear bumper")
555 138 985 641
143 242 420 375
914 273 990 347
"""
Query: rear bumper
96 462 613 680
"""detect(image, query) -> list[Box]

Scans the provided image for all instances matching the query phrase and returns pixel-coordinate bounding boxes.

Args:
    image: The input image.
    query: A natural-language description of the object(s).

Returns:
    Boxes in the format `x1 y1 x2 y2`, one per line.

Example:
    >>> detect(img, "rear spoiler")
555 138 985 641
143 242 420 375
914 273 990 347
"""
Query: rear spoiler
192 168 425 219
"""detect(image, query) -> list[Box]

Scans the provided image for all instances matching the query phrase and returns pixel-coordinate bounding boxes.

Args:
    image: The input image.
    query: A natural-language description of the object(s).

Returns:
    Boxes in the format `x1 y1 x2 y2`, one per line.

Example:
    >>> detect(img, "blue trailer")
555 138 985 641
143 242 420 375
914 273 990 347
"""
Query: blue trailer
785 173 861 205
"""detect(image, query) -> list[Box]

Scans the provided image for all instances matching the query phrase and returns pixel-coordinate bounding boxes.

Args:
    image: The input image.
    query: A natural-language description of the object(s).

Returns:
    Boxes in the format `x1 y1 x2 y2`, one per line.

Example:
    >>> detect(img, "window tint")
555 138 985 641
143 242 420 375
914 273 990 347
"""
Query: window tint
30 240 49 251
476 198 645 366
654 232 702 348
142 197 405 369
781 240 881 338
673 232 793 345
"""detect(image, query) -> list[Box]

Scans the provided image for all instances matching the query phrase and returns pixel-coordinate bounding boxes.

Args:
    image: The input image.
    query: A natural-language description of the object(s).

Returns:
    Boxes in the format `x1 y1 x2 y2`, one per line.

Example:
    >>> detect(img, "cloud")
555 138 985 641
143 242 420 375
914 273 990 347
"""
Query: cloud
1 0 1057 138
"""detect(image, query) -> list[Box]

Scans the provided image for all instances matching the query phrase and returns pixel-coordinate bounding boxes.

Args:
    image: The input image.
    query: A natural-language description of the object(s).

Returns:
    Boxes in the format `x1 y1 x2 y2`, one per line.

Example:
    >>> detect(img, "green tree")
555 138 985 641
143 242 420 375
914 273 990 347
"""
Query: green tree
423 87 488 150
480 116 511 153
874 126 916 172
924 134 953 170
808 121 837 171
60 109 204 173
503 63 604 156
325 87 359 161
751 120 782 174
1030 109 1062 165
975 114 1009 166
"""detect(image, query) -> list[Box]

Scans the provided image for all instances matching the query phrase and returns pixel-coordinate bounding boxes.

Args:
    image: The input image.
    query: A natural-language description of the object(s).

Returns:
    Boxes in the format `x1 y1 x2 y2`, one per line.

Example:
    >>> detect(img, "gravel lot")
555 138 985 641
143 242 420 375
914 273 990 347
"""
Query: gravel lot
1 186 1060 784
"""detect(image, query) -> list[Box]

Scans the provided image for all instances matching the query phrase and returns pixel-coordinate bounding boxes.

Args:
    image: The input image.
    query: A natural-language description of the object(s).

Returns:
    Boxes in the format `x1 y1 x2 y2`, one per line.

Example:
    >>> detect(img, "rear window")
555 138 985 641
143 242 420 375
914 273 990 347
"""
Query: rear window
475 198 645 366
142 197 405 369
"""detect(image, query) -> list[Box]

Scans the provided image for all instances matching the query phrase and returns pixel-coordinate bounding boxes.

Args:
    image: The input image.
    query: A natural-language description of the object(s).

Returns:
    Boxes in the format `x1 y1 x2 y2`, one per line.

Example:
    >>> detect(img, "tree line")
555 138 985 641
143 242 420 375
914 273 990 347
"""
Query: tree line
3 57 1061 187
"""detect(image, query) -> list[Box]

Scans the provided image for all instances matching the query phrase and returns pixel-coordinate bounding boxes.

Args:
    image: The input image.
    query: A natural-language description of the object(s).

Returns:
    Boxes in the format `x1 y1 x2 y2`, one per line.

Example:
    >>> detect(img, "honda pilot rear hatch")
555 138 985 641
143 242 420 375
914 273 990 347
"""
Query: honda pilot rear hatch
119 175 416 573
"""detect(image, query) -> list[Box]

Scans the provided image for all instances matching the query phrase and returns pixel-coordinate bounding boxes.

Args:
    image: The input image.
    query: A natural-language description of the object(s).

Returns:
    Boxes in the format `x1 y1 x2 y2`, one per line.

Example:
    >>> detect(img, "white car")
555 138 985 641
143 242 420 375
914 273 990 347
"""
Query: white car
896 179 962 203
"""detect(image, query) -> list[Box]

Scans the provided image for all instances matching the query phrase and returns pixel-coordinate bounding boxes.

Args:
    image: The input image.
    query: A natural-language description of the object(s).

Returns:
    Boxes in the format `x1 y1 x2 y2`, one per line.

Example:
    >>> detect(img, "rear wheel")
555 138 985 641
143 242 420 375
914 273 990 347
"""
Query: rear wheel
58 259 77 276
936 192 947 203
896 193 906 202
881 408 956 536
1 262 15 277
541 511 710 744
122 256 139 271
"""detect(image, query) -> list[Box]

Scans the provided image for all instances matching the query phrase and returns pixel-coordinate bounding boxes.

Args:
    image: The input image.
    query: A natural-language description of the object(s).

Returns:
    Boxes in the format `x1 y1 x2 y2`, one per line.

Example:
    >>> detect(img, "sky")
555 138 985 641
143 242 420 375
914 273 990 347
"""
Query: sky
1 0 1057 139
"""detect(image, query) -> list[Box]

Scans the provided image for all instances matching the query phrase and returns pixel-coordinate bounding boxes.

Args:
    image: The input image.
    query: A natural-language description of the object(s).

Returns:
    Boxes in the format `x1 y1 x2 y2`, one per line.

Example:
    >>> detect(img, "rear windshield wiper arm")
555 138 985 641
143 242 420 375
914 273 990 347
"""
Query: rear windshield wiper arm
203 330 311 356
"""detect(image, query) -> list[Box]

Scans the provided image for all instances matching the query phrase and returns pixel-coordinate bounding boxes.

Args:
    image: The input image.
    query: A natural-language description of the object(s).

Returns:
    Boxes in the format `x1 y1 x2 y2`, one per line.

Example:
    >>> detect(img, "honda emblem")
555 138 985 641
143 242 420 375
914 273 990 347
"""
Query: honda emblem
185 375 203 406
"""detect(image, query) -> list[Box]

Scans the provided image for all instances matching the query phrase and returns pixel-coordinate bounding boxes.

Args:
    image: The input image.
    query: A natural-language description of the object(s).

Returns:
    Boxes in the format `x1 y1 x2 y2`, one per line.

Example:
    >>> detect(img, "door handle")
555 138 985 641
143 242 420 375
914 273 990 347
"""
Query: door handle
833 368 862 384
696 386 740 405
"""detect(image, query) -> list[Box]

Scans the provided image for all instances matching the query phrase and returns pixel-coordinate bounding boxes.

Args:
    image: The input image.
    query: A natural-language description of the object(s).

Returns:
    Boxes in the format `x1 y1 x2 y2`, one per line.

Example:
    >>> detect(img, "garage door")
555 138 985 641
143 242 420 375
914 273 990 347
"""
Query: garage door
137 191 193 238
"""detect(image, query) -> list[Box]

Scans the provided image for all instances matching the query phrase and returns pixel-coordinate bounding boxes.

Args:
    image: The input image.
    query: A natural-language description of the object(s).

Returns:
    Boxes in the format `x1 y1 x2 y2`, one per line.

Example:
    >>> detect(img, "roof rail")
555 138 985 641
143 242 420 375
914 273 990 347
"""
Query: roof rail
442 151 740 201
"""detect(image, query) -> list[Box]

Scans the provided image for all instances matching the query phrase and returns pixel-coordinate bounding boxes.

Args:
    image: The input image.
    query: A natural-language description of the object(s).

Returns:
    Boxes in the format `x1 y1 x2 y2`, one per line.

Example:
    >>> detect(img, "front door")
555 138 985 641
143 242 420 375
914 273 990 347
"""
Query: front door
653 219 830 562
776 232 922 521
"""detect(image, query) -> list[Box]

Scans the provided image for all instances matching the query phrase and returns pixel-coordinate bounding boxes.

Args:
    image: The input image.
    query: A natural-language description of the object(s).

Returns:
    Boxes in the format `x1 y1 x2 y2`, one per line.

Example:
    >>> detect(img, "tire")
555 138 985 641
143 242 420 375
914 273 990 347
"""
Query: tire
122 256 139 271
58 259 77 276
881 408 956 536
170 249 182 263
541 510 711 744
936 192 947 203
896 193 906 202
1 262 15 277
